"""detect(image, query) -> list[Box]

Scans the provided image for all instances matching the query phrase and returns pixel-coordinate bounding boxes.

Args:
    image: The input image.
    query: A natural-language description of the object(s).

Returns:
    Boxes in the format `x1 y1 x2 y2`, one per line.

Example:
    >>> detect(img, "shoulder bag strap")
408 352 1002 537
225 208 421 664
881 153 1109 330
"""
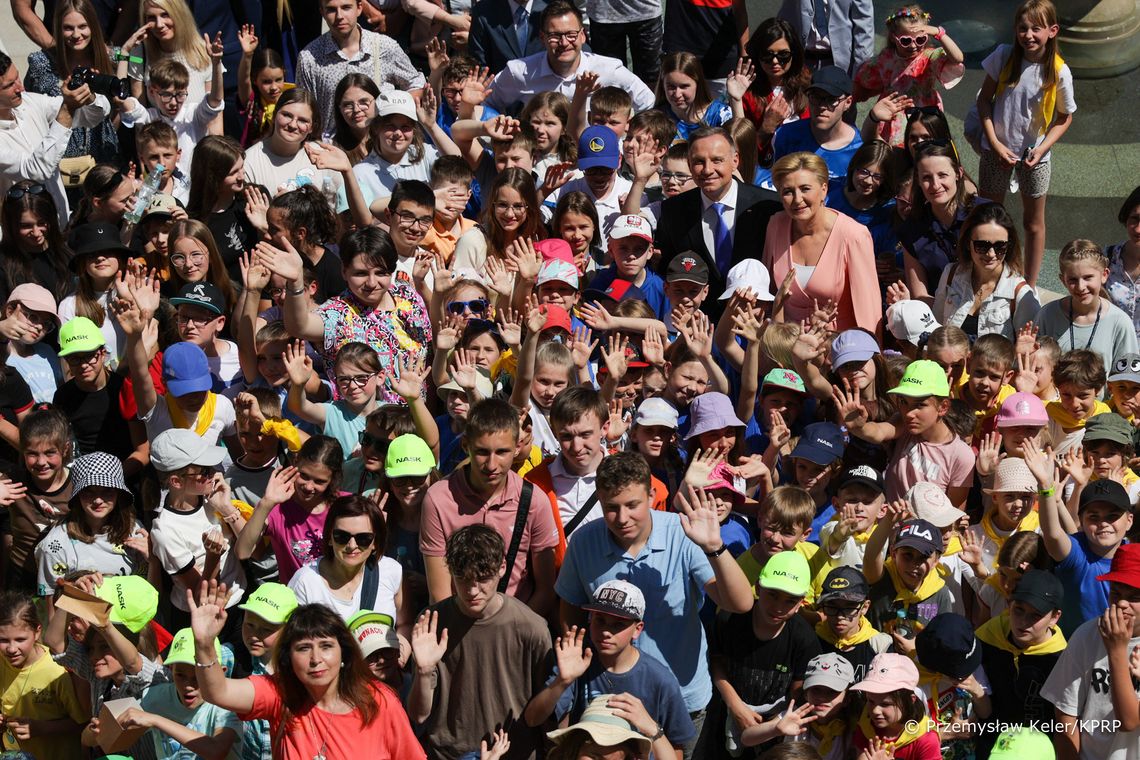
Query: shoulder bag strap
499 481 533 593
1010 279 1028 324
360 557 380 611
561 491 599 539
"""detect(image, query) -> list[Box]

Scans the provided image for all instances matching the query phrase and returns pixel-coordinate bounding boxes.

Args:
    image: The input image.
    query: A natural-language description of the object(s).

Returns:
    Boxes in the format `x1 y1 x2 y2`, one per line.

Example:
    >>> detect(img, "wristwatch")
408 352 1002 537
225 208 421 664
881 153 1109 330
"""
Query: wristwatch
643 724 666 741
705 544 729 558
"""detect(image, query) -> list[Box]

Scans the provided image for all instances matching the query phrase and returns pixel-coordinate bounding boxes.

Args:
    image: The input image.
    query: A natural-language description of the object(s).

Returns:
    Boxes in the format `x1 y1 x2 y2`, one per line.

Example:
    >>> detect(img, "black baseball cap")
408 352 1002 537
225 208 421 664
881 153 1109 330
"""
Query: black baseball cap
818 566 870 605
1078 479 1131 514
68 223 133 269
835 465 885 495
915 613 981 680
809 66 853 98
170 282 226 316
666 253 709 286
1010 569 1064 614
894 519 944 556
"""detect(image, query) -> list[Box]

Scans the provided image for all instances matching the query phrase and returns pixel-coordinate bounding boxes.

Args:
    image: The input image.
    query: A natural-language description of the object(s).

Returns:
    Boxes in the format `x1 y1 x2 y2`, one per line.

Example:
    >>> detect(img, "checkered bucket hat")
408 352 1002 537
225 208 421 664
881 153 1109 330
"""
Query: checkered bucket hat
69 452 133 508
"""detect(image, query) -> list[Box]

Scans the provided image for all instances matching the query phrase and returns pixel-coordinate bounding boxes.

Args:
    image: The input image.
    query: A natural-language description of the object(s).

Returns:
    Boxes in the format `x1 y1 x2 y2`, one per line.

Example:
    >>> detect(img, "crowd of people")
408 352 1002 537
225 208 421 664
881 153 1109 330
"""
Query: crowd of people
0 0 1137 758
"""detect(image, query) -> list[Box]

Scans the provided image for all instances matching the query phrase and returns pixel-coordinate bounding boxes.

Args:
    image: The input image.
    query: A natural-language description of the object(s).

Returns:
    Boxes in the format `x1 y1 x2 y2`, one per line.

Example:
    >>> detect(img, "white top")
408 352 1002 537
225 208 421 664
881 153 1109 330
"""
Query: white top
793 264 815 288
1040 617 1140 759
244 140 344 199
486 50 655 114
700 181 739 274
208 339 244 390
340 144 441 212
122 97 223 177
140 392 237 452
548 455 602 530
57 291 126 369
529 405 559 459
981 44 1077 161
0 91 111 225
288 557 402 622
545 174 639 248
151 497 245 611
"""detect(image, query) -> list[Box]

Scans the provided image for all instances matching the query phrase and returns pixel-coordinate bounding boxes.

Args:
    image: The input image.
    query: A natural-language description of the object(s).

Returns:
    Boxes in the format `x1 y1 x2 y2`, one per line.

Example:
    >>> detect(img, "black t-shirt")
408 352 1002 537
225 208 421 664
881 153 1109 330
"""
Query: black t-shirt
711 611 821 713
305 246 346 303
662 0 739 79
0 368 33 467
206 197 261 282
52 373 134 459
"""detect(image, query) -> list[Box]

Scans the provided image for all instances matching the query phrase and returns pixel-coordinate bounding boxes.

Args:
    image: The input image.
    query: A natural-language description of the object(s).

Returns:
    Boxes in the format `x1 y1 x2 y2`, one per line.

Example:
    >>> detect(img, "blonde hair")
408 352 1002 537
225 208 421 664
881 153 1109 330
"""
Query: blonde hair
761 322 801 369
535 341 574 379
761 485 816 533
1058 238 1108 271
141 0 210 71
771 152 829 190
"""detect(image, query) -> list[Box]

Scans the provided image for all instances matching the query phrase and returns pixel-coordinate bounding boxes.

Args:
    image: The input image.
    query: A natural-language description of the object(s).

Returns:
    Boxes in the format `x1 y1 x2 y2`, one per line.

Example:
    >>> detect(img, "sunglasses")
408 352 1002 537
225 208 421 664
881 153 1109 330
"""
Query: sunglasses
971 239 1009 257
906 105 943 121
331 529 375 549
446 299 489 316
894 33 928 47
757 50 793 65
93 171 125 198
6 184 46 200
359 431 389 451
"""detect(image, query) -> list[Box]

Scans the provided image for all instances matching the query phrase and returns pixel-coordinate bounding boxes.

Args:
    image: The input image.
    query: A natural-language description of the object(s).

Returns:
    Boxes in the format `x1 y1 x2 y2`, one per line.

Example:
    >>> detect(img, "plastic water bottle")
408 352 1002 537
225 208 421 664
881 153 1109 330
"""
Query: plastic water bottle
128 43 146 80
124 164 165 225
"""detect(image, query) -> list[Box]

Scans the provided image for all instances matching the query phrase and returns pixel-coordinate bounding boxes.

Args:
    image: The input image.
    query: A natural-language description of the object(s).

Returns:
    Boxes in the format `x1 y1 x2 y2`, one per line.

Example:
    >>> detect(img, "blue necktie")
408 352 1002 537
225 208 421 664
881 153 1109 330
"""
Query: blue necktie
814 0 830 38
515 5 530 53
712 202 732 275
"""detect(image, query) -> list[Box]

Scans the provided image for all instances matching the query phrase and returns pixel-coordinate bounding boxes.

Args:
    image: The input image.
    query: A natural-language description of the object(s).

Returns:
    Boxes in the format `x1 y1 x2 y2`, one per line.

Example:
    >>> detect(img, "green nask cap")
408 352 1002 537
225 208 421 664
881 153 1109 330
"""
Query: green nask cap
57 316 106 357
165 627 223 667
385 434 436 478
758 550 811 597
237 582 298 625
888 360 950 398
989 727 1055 760
95 576 158 633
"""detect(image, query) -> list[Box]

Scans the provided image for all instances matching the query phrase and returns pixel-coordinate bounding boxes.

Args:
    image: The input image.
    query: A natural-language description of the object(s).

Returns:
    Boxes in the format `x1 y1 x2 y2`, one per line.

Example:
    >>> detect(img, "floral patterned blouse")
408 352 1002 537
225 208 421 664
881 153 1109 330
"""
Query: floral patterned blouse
854 47 965 147
23 51 119 163
1106 242 1140 334
316 278 432 404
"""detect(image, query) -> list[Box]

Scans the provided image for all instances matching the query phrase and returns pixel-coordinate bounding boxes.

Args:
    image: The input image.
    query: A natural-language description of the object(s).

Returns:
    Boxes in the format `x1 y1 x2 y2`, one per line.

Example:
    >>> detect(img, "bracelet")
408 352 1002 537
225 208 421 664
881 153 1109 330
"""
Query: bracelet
1039 485 1056 497
705 544 729 558
286 285 305 296
934 26 946 40
195 659 218 668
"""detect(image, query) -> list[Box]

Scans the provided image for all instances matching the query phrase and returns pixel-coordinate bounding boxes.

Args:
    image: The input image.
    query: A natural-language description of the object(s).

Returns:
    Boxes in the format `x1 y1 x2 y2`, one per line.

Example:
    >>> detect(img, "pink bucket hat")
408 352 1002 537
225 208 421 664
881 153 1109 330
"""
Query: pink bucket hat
851 653 920 693
996 392 1048 428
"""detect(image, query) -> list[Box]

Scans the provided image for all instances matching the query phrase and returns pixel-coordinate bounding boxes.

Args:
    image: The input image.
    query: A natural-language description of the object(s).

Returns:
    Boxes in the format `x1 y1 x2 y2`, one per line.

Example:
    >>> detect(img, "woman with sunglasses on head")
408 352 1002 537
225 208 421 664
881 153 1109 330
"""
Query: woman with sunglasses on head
288 494 405 630
257 226 432 405
71 164 138 228
0 182 73 304
853 4 964 147
742 18 811 168
932 202 1039 342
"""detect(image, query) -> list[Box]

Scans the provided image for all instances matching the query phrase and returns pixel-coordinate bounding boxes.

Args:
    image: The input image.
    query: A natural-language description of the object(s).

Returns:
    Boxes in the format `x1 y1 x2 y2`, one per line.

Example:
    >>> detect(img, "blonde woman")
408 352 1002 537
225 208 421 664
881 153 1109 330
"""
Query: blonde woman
138 0 213 105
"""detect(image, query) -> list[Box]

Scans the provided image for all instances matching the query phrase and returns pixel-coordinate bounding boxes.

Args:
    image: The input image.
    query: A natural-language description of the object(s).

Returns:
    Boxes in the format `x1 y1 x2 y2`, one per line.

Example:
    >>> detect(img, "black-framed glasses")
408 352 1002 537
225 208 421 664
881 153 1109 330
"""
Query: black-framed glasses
821 604 863 619
155 90 188 102
543 29 582 43
856 168 883 182
757 49 793 65
446 298 489 316
906 105 943 121
6 183 45 200
63 347 106 366
331 529 375 549
335 372 375 388
394 210 434 230
971 239 1009 257
660 171 692 183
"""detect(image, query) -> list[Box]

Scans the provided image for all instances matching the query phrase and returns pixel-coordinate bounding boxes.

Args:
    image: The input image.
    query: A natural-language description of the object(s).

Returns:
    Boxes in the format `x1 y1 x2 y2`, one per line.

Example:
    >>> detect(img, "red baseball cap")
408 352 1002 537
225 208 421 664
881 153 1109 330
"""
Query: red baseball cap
541 305 572 334
1098 543 1140 589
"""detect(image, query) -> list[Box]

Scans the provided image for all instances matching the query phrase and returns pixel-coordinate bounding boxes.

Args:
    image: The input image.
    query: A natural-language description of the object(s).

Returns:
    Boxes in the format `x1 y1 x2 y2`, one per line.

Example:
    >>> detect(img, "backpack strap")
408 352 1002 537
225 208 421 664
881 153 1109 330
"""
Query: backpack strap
499 481 534 594
561 491 599 539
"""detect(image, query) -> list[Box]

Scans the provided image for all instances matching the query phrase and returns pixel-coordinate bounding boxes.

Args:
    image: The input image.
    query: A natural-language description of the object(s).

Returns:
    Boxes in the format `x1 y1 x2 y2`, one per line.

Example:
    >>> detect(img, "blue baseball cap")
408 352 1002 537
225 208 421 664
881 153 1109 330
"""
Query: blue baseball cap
831 330 880 369
578 125 621 170
789 421 845 465
162 342 213 396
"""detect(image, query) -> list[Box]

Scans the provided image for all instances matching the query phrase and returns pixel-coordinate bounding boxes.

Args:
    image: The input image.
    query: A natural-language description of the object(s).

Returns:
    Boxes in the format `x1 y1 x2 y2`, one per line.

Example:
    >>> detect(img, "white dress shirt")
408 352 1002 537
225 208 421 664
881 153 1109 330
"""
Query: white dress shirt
548 455 602 531
700 180 739 272
0 92 110 224
486 50 656 113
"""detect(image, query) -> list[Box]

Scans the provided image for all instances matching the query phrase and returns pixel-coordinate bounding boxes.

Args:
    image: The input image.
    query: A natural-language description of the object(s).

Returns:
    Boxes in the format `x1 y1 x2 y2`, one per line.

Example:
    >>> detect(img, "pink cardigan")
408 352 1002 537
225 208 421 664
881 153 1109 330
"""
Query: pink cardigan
763 210 882 336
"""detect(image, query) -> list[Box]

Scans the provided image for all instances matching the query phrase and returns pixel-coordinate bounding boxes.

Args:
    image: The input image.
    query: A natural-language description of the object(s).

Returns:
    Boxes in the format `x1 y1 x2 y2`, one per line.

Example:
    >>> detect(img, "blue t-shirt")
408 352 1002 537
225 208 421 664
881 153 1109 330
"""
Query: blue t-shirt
6 343 62 403
757 119 863 189
140 682 243 759
552 651 696 745
809 501 836 545
825 178 900 257
587 266 668 320
320 399 368 461
554 511 716 711
1055 532 1116 636
668 99 734 143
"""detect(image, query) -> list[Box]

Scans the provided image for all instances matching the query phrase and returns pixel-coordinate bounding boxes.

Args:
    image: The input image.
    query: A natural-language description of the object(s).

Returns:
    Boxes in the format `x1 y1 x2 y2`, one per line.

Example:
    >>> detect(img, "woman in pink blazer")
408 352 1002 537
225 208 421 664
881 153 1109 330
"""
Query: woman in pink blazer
763 152 882 336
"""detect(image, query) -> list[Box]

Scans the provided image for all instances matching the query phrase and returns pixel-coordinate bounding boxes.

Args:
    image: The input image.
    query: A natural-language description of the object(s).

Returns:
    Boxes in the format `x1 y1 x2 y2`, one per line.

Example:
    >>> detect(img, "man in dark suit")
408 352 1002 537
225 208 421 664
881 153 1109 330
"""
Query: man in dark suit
655 126 781 318
469 0 548 74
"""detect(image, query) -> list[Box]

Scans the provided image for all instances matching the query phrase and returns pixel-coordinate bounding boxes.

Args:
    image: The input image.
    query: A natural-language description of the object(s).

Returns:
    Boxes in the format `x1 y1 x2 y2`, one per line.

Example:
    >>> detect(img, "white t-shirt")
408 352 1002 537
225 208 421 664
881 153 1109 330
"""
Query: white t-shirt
341 145 441 212
1040 617 1140 759
207 339 243 391
34 521 144 597
981 44 1077 160
140 393 237 450
243 140 344 199
288 558 402 622
150 498 245 612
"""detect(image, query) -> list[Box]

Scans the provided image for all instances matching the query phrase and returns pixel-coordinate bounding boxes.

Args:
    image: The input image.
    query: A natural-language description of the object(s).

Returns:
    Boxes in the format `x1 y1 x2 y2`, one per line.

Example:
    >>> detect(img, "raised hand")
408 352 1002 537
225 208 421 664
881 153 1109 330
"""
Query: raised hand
568 325 597 369
110 297 146 336
725 57 756 102
554 626 594 682
731 306 766 344
791 328 826 365
283 339 313 386
304 141 352 173
205 31 225 62
480 728 511 760
524 295 546 334
460 69 493 108
1020 438 1056 486
254 238 304 282
767 409 792 451
411 610 450 671
506 236 542 281
483 255 514 298
574 70 600 100
882 498 912 526
675 484 724 553
680 310 714 358
1015 322 1039 356
641 325 665 367
237 24 258 55
832 380 869 430
239 250 271 292
188 579 231 645
870 93 915 125
975 431 1003 477
683 447 725 489
607 398 629 440
435 313 463 351
416 83 440 125
243 185 271 233
390 354 428 401
885 279 911 306
448 349 479 393
484 115 521 142
958 527 985 570
425 37 450 74
430 254 456 294
831 503 862 542
579 301 615 331
497 308 522 348
809 298 839 334
1013 351 1039 394
600 333 629 381
539 161 575 198
774 699 818 738
629 134 661 183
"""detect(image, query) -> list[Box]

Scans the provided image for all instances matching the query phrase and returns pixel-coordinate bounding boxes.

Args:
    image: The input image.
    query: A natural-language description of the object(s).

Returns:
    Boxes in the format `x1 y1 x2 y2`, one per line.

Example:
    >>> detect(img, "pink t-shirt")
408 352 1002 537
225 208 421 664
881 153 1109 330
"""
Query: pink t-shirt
884 432 976 501
239 675 425 760
264 498 331 583
420 467 559 602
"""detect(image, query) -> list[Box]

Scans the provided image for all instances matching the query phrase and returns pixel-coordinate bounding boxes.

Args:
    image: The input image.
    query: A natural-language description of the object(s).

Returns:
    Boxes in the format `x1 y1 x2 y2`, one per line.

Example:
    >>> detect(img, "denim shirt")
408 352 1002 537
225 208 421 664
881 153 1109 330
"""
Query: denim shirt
934 263 1040 341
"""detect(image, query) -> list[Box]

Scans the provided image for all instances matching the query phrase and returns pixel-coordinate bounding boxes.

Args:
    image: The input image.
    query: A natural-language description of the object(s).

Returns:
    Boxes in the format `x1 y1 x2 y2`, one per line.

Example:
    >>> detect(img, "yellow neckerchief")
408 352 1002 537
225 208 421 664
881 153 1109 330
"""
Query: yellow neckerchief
981 509 1041 547
1046 400 1111 431
514 445 543 477
976 611 1067 670
811 717 850 758
857 708 930 751
996 50 1065 136
261 418 302 453
166 392 217 436
258 82 296 131
886 557 945 605
491 348 517 382
1093 469 1140 488
1109 399 1137 424
959 375 1015 420
983 573 1005 595
226 499 256 521
943 533 962 557
815 615 880 649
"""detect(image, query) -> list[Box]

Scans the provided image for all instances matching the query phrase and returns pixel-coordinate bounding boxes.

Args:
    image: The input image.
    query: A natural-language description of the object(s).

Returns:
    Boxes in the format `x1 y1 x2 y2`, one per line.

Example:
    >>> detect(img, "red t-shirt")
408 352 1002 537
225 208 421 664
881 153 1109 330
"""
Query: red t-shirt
239 675 425 760
853 726 942 760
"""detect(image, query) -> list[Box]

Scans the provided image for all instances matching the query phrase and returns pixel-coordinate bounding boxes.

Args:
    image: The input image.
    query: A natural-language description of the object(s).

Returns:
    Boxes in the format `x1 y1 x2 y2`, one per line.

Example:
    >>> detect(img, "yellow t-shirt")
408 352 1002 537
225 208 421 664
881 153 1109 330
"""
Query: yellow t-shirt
738 541 832 605
0 644 86 758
